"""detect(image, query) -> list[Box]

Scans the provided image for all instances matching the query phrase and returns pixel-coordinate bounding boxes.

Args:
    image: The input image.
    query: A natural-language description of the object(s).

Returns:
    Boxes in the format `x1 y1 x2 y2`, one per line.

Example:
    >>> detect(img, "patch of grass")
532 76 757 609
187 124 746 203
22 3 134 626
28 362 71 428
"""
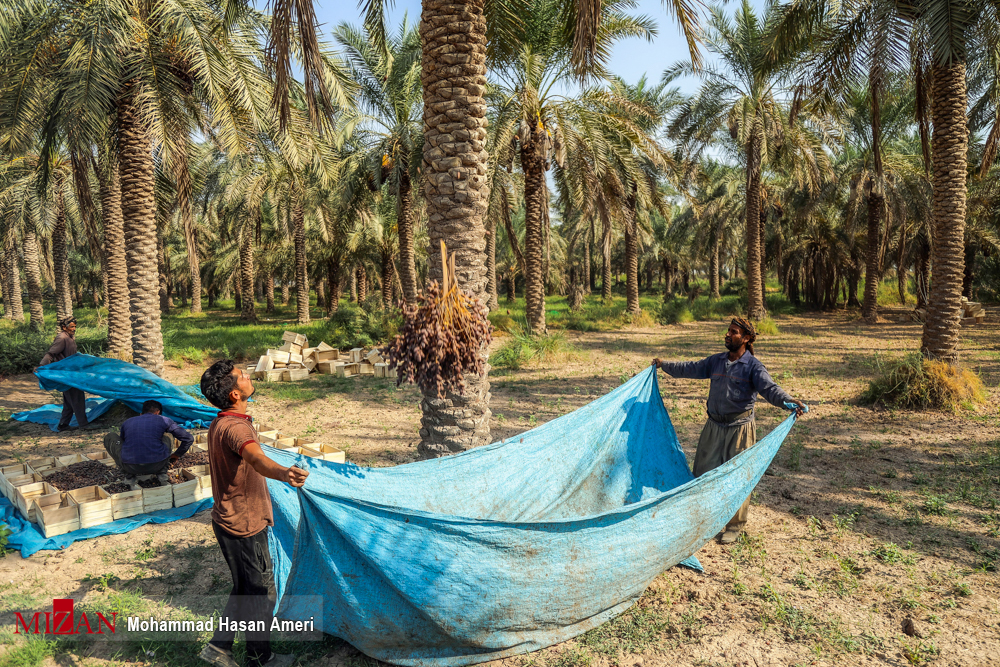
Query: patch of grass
860 353 986 411
550 647 592 667
579 599 671 659
489 326 576 370
756 315 780 336
922 495 948 516
901 639 940 665
868 542 908 565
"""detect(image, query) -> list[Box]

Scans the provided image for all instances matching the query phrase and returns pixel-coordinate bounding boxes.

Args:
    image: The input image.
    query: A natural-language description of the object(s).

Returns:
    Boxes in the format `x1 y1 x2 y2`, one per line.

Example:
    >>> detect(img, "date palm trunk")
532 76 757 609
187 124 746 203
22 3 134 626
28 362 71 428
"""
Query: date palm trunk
326 256 340 314
293 199 309 324
22 229 44 330
624 225 640 314
97 157 131 358
921 61 968 363
265 270 275 313
52 176 73 323
119 92 164 375
862 189 885 321
240 223 256 322
357 266 367 303
3 225 23 322
380 249 394 308
520 140 547 332
745 120 765 320
398 170 418 305
175 157 201 313
709 225 720 299
486 224 498 310
157 234 170 314
418 0 491 457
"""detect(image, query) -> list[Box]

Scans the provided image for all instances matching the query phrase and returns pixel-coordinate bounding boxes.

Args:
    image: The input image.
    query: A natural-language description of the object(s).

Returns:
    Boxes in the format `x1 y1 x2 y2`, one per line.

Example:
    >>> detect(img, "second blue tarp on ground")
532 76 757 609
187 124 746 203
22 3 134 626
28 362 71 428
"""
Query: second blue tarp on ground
11 354 218 431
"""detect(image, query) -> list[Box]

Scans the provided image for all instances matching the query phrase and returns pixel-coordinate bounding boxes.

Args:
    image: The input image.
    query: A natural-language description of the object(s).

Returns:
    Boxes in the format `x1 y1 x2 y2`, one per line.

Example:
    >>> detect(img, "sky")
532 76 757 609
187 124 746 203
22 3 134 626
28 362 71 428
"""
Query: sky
307 0 768 96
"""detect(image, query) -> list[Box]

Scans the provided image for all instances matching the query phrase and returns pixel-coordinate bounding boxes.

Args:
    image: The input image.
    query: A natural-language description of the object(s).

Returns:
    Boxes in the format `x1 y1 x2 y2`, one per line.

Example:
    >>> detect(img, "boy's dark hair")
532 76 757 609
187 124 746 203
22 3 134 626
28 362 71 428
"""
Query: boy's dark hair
201 360 239 410
142 400 163 415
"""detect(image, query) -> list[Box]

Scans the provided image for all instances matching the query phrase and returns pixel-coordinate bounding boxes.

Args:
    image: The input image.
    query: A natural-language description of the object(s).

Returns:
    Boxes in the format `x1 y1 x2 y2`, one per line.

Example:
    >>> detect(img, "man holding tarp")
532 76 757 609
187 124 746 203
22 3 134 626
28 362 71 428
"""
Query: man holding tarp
35 317 95 431
198 360 308 667
653 317 807 544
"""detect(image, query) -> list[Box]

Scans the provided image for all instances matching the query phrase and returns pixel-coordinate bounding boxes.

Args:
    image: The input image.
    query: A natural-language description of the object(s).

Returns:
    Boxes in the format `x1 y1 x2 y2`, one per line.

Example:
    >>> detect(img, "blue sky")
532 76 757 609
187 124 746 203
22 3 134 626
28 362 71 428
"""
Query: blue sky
308 0 767 95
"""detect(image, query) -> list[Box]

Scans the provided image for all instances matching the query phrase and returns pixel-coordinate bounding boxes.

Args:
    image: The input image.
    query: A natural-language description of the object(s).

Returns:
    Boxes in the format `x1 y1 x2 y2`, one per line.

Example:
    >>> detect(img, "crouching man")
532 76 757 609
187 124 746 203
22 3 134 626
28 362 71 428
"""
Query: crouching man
198 360 308 667
103 400 194 490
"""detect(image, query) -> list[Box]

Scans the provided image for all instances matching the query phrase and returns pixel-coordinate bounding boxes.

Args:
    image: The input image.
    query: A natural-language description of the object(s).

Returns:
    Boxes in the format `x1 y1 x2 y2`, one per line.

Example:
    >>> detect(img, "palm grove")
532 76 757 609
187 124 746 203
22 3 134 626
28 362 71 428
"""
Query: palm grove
0 0 997 456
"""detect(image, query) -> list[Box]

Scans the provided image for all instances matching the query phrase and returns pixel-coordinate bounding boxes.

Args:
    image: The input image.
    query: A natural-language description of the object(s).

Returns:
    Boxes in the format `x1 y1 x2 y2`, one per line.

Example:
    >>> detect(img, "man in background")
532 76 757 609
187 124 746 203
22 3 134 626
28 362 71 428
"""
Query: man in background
103 400 194 490
36 317 94 431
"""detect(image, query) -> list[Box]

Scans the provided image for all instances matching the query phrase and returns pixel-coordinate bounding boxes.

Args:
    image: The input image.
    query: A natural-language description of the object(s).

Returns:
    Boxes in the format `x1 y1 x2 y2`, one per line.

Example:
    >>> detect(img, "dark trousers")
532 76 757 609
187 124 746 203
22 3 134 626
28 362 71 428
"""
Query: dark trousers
59 387 88 428
210 522 275 667
102 433 170 477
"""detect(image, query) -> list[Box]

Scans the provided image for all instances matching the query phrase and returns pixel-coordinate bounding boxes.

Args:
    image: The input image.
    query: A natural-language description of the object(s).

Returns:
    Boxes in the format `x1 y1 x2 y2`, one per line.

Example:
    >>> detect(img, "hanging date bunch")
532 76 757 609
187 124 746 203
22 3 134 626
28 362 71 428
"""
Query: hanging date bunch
382 241 492 398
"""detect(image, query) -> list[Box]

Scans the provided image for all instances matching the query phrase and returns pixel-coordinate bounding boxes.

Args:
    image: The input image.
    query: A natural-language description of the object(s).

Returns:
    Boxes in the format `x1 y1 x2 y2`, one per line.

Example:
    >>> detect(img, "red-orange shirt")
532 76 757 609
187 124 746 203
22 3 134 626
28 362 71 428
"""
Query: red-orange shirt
208 412 273 537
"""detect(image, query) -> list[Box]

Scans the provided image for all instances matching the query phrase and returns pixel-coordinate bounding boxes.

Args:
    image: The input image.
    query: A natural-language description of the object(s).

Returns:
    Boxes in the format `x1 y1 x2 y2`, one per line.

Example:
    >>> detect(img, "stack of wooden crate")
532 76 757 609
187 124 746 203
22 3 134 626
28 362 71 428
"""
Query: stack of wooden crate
960 297 985 326
250 331 398 382
258 429 347 463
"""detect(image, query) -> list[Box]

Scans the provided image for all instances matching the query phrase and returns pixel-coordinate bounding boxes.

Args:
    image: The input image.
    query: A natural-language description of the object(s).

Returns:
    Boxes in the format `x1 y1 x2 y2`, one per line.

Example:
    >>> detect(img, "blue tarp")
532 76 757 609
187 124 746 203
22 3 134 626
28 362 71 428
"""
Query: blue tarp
0 495 214 558
10 396 119 432
263 366 797 666
11 354 218 430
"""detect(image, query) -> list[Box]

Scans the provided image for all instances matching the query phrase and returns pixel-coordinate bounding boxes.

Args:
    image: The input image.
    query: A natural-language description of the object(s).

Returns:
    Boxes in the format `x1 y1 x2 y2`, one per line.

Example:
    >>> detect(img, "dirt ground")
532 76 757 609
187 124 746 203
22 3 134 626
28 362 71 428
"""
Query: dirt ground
1 311 998 667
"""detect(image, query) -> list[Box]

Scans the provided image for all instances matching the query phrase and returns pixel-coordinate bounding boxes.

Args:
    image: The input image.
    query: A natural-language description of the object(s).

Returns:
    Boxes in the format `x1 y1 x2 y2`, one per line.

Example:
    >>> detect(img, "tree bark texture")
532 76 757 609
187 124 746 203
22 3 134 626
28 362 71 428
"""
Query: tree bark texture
744 121 765 320
22 229 44 330
281 280 289 305
962 242 975 299
265 270 275 313
52 177 73 322
397 170 418 305
759 207 767 305
861 190 884 321
506 271 515 303
326 256 340 314
357 265 367 303
624 225 640 314
3 225 23 322
419 0 492 457
710 226 720 299
921 61 968 363
293 200 309 323
175 157 201 313
97 158 132 358
486 225 498 310
350 269 357 302
157 234 170 314
240 224 256 322
599 204 612 301
119 93 164 376
380 250 394 308
520 140 547 332
584 219 592 294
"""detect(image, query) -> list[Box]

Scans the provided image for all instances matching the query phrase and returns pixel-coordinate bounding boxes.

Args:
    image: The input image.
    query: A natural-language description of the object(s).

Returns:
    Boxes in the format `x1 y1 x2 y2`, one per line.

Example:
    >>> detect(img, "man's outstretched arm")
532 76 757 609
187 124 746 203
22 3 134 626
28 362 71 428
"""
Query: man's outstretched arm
651 356 712 380
751 364 807 417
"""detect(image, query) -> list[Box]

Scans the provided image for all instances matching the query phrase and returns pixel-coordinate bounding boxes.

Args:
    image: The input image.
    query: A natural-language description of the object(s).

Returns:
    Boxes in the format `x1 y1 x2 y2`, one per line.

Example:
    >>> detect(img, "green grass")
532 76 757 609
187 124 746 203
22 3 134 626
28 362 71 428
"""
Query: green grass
489 325 576 370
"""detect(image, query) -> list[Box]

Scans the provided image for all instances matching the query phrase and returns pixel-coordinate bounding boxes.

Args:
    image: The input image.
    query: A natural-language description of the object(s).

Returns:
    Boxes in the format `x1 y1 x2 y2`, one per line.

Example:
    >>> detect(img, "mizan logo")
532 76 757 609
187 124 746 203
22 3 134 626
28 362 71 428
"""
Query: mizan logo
14 598 116 635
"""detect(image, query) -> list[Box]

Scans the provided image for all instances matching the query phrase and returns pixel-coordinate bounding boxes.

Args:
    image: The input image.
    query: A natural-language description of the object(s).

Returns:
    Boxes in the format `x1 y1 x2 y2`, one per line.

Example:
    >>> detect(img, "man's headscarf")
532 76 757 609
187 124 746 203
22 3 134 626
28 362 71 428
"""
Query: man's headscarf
731 317 757 355
58 316 76 330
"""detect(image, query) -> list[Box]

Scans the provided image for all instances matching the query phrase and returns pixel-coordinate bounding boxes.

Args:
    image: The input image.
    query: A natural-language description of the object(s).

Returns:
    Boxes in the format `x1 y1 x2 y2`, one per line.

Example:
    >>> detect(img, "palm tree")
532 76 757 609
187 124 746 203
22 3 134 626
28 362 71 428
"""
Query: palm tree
334 18 422 306
669 0 804 320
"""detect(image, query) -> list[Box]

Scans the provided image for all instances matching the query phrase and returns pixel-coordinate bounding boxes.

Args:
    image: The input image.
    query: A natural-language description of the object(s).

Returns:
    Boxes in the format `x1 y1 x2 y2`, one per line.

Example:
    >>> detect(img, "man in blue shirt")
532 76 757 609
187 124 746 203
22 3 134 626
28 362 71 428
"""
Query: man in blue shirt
653 317 807 544
103 400 195 489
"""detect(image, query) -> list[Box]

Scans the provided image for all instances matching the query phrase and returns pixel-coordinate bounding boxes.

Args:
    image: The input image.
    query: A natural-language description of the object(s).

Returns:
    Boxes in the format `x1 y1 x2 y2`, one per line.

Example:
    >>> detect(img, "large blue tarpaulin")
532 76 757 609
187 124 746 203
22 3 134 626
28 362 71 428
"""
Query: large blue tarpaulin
11 354 218 430
263 366 797 666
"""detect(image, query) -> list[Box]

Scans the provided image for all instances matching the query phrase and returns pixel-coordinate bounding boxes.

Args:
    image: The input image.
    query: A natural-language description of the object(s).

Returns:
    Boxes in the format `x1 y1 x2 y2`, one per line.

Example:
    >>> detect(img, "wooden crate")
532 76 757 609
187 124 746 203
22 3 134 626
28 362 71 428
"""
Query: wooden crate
282 331 308 347
194 433 208 444
278 341 303 356
15 481 57 523
266 349 291 364
273 437 297 449
337 363 359 378
141 483 174 513
190 442 208 454
254 355 275 375
257 430 283 444
261 369 284 382
283 368 310 382
316 361 336 375
86 451 116 467
102 484 144 521
365 349 384 364
316 348 339 362
1 464 32 499
373 363 388 378
67 486 114 528
173 465 212 507
348 348 364 363
8 473 44 502
312 444 346 463
34 491 80 538
56 454 88 468
358 362 375 375
27 457 58 474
